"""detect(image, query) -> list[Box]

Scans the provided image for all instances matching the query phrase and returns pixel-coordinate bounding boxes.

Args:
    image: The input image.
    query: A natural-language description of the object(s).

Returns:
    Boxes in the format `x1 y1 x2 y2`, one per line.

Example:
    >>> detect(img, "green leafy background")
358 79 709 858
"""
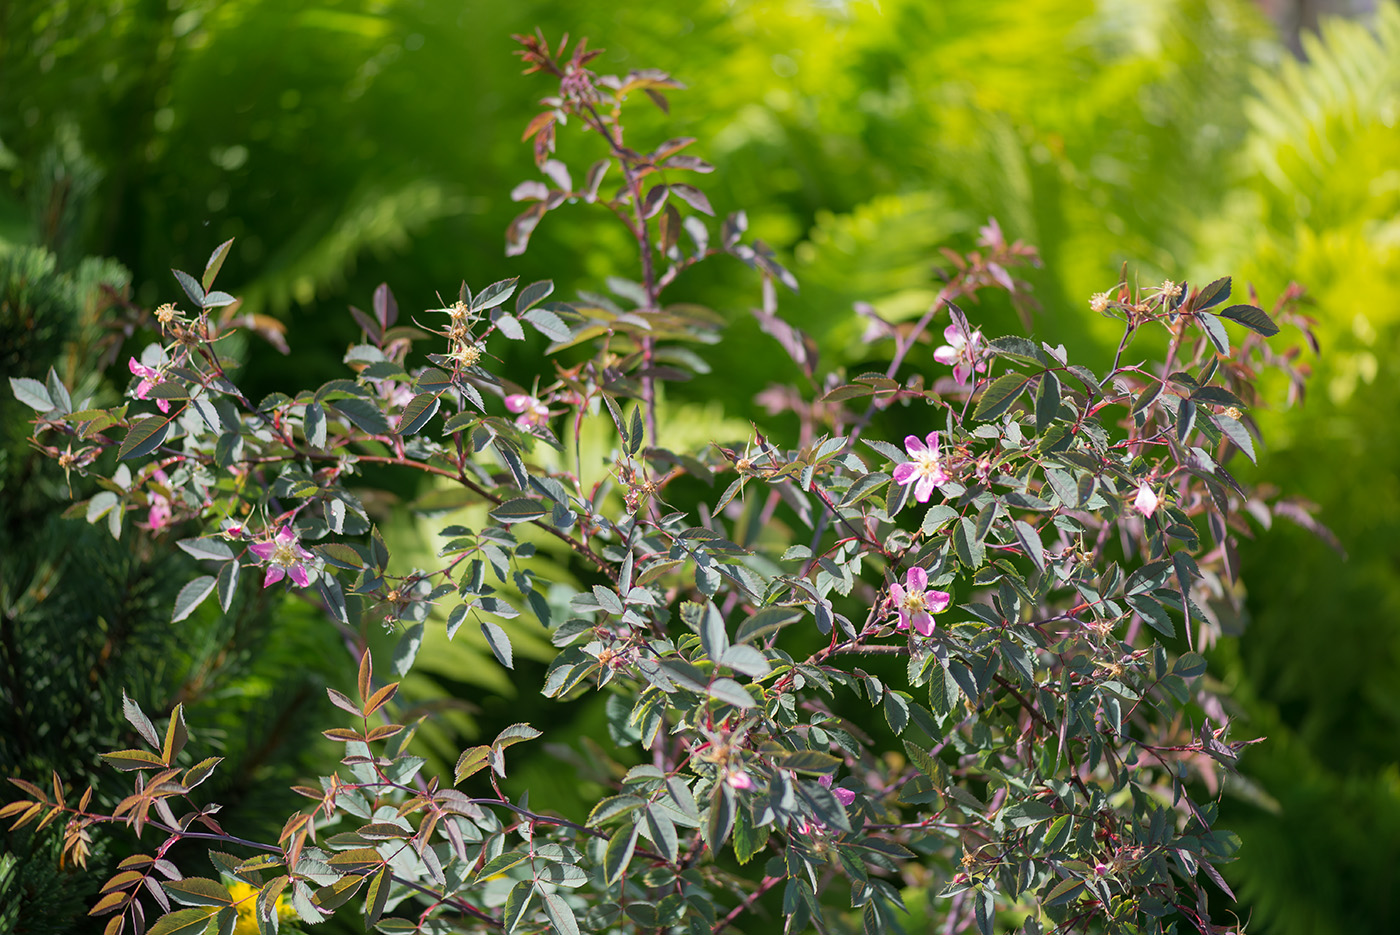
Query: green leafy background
3 1 1399 932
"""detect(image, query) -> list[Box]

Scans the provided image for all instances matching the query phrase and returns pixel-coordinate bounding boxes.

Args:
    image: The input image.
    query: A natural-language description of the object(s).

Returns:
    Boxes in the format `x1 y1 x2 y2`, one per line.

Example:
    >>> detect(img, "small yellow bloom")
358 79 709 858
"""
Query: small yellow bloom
227 879 296 935
1089 291 1112 314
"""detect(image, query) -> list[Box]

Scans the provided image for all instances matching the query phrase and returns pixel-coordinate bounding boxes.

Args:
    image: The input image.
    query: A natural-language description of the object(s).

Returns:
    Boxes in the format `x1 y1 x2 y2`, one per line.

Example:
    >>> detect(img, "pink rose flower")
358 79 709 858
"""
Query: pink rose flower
248 525 316 588
143 470 172 531
725 769 753 791
1133 483 1161 518
892 432 950 503
505 394 550 428
888 566 951 637
933 325 987 386
819 774 856 807
128 357 171 414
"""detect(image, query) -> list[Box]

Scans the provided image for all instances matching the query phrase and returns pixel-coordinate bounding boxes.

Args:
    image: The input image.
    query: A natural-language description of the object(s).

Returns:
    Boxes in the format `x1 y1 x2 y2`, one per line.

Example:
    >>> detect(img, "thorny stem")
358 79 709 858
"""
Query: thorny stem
582 100 661 449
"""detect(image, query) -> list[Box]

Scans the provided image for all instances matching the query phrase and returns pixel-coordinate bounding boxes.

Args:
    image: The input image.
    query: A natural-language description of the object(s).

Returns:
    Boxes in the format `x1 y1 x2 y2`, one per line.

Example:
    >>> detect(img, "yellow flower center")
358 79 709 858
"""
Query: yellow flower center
910 450 943 481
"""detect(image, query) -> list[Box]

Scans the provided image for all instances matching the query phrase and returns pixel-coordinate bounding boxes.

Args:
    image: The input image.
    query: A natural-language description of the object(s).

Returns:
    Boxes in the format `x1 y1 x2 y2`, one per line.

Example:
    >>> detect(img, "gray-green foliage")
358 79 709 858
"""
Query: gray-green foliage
6 1 1400 930
5 36 1322 934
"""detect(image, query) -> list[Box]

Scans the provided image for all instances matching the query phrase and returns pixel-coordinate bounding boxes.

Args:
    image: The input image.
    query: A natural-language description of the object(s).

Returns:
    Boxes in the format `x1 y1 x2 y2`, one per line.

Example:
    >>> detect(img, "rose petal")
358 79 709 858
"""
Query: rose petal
905 566 928 591
249 542 275 560
262 566 286 587
893 462 917 484
912 611 935 636
914 476 937 502
903 434 927 454
934 346 959 366
1134 484 1160 517
927 590 952 614
289 565 311 588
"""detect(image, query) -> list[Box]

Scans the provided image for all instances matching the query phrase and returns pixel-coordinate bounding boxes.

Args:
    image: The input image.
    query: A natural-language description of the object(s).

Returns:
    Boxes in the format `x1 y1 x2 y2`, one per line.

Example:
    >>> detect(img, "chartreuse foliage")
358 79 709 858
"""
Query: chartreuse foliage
5 32 1324 935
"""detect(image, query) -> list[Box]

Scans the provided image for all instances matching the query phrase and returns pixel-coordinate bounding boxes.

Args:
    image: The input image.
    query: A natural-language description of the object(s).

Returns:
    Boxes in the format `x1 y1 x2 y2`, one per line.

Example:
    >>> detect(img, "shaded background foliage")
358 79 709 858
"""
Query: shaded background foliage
2 0 1398 932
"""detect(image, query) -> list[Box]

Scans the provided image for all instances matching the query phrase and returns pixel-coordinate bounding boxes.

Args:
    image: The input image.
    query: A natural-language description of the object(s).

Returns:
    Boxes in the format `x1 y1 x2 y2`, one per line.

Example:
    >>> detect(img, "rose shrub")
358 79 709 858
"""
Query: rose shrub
5 32 1323 935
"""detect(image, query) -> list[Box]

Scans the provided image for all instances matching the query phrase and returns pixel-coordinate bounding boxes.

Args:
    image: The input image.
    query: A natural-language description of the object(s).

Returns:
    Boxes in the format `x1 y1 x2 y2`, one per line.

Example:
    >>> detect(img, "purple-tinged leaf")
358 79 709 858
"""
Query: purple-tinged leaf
642 183 669 219
372 283 397 331
201 238 234 292
515 279 554 314
583 160 608 202
172 269 205 306
721 210 747 248
1218 304 1279 337
669 183 714 216
45 367 71 414
216 560 239 612
1215 413 1256 463
972 374 1030 421
178 537 234 562
119 416 169 460
348 305 380 340
1198 312 1230 354
489 499 548 524
708 678 756 709
494 313 525 340
10 377 54 411
304 401 326 448
505 202 546 257
510 180 549 202
172 576 217 623
541 158 572 191
522 308 571 342
100 749 166 771
481 621 513 669
1192 276 1231 311
123 691 162 750
473 278 518 312
398 393 439 436
644 88 670 113
329 397 390 435
664 154 714 173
